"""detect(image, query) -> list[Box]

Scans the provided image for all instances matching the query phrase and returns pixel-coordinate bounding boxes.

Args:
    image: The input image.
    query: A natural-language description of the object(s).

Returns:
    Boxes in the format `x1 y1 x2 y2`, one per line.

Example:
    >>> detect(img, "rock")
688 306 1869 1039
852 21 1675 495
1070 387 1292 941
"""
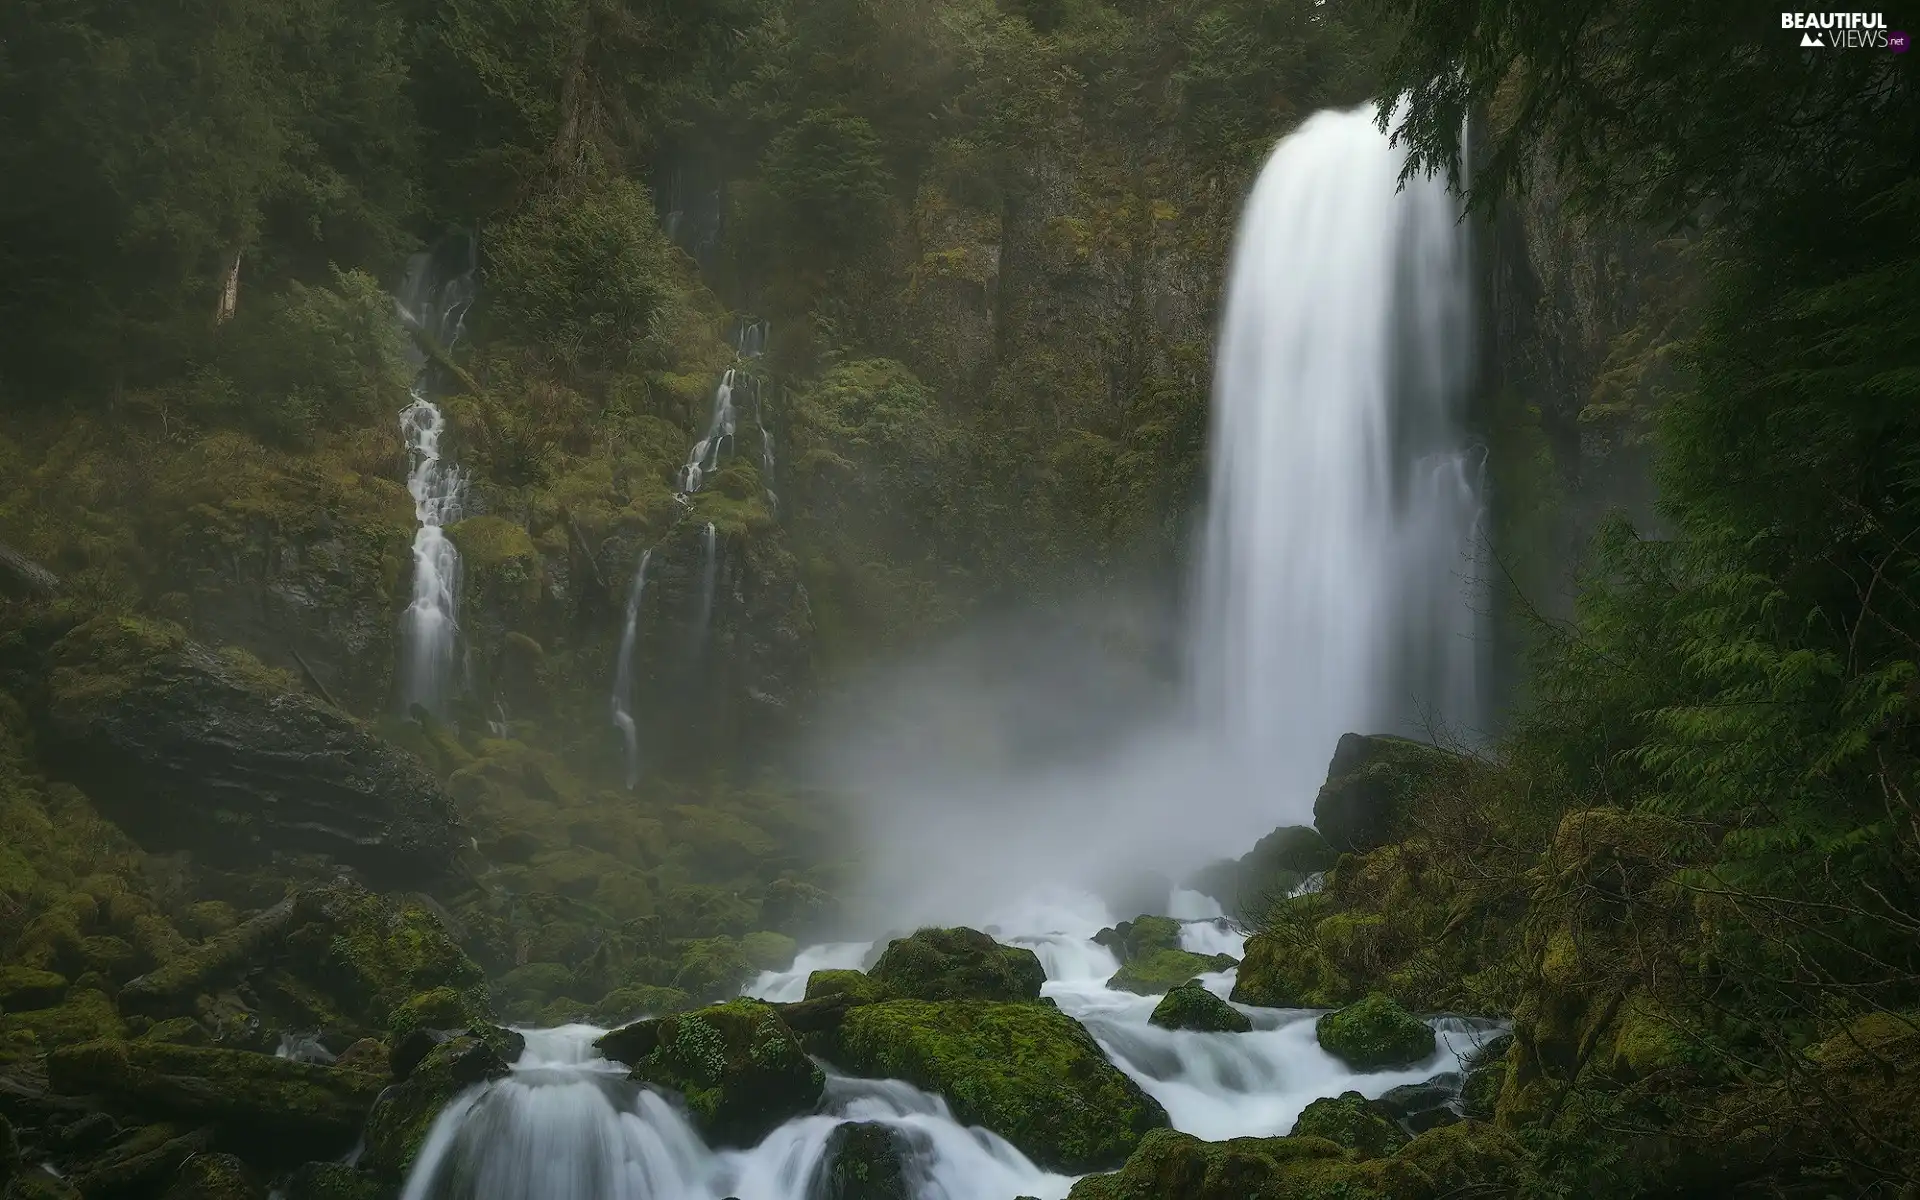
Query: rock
759 879 835 939
65 1123 212 1196
1289 1091 1407 1158
1460 1036 1510 1120
804 970 887 1004
389 1028 451 1081
740 930 798 971
40 616 460 883
46 1040 383 1161
1066 1120 1523 1200
868 928 1046 1002
1106 950 1237 996
596 999 822 1148
1374 1076 1460 1122
1316 995 1437 1071
140 1018 210 1046
361 1035 509 1179
118 899 299 1018
590 985 696 1026
1091 916 1181 962
807 1121 917 1200
160 1152 262 1200
1185 826 1336 920
0 970 66 1011
1148 981 1251 1033
0 989 125 1051
830 999 1169 1173
1312 734 1470 853
3 1171 83 1199
0 1114 16 1181
279 1162 388 1200
671 937 755 1002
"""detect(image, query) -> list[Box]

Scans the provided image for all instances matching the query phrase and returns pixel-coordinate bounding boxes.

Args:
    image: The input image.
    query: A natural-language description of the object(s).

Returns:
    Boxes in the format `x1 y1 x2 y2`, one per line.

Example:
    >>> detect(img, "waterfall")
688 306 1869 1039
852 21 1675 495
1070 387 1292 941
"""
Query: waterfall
679 371 737 495
1190 102 1482 808
694 522 719 653
395 239 477 717
611 549 654 789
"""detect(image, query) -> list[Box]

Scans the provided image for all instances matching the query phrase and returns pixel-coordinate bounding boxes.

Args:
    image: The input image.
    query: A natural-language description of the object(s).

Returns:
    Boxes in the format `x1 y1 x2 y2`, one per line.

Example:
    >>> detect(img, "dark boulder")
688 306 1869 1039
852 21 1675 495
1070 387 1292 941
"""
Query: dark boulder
1315 994 1437 1071
361 1035 509 1180
40 616 460 884
868 928 1045 1003
1148 981 1251 1033
808 1121 918 1200
596 999 823 1148
1288 1091 1407 1158
1312 733 1471 854
1184 826 1335 920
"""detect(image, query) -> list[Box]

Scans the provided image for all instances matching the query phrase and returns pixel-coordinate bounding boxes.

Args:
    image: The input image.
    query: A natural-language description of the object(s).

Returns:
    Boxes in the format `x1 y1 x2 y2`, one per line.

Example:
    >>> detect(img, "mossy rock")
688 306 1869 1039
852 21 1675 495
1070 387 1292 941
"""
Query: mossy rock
159 1152 261 1200
1149 981 1251 1033
1229 922 1347 1010
1289 1091 1407 1158
1107 950 1237 996
0 988 125 1051
0 968 67 1011
805 969 888 1003
361 1035 509 1179
809 1120 914 1200
597 999 822 1147
279 1162 388 1200
671 937 755 1002
388 986 485 1042
831 999 1168 1173
288 885 487 1026
590 985 696 1026
1091 916 1182 963
46 1039 383 1160
1312 734 1470 853
1317 994 1436 1071
141 1017 211 1046
494 962 575 1012
0 1112 17 1179
1460 1033 1513 1120
1184 826 1335 920
868 927 1046 1002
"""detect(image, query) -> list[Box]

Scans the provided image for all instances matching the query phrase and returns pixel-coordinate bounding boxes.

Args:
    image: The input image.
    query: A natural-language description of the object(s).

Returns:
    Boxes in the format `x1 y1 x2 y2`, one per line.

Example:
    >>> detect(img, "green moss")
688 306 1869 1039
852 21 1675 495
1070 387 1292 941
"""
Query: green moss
805 969 887 1003
159 1152 257 1200
445 516 536 571
361 1036 509 1179
590 985 695 1025
389 986 486 1042
1148 981 1251 1033
1107 949 1237 996
0 967 67 1010
1290 1091 1407 1158
672 937 754 1002
868 928 1047 1002
741 931 799 972
280 1162 388 1200
615 1000 823 1148
495 962 576 1011
0 988 124 1051
1092 916 1182 962
832 999 1169 1173
1317 994 1437 1071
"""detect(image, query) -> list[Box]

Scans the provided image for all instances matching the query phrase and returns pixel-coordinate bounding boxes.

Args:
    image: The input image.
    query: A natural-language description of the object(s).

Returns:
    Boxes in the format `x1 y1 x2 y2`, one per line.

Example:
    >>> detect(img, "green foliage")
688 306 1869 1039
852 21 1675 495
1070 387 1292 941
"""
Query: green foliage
761 111 893 256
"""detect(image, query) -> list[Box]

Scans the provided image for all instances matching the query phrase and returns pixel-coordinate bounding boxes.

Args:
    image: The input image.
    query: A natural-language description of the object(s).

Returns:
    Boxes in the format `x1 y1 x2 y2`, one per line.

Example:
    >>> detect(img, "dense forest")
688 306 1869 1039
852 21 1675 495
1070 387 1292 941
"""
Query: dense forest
0 0 1916 1197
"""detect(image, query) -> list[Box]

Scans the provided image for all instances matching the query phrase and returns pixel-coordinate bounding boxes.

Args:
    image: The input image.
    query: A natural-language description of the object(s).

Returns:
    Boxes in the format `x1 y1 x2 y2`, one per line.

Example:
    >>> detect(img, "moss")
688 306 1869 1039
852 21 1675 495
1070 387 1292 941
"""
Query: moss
0 968 67 1010
388 986 487 1042
158 1152 258 1200
1107 949 1237 996
183 901 239 937
672 937 755 1002
868 928 1047 1002
805 969 887 1003
1148 981 1251 1033
141 1017 211 1046
361 1035 508 1179
1290 1091 1407 1158
1185 826 1335 919
1317 994 1436 1071
1092 916 1182 962
590 985 695 1025
611 999 823 1148
741 930 799 971
1313 734 1472 853
494 962 576 1010
445 516 536 572
832 999 1169 1173
812 1121 913 1200
279 1162 388 1200
293 886 487 1025
0 988 125 1051
46 1039 382 1158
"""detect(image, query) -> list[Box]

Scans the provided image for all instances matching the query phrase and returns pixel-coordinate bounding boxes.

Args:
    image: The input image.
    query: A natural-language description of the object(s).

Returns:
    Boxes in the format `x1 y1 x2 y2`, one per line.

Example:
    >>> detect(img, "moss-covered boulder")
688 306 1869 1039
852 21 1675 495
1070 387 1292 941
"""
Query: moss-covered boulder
830 999 1168 1173
361 1034 508 1179
1067 1121 1521 1200
279 1162 388 1200
1312 734 1471 854
1290 1091 1407 1158
596 999 823 1147
590 985 696 1025
1106 950 1237 996
1091 916 1181 962
1185 826 1336 920
0 968 66 1011
808 1121 915 1200
159 1152 262 1200
1148 981 1251 1033
672 937 756 1002
39 616 460 883
0 987 124 1053
868 927 1046 1002
1460 1033 1512 1120
46 1040 383 1160
805 970 888 1003
1317 994 1436 1071
1229 919 1344 1010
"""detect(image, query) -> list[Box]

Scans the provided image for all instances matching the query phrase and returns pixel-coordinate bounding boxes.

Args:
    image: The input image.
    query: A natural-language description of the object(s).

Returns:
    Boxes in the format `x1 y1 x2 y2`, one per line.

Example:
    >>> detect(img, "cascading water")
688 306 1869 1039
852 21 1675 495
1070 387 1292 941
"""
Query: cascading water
694 522 719 653
1189 101 1482 837
611 550 654 789
395 240 477 717
679 371 737 495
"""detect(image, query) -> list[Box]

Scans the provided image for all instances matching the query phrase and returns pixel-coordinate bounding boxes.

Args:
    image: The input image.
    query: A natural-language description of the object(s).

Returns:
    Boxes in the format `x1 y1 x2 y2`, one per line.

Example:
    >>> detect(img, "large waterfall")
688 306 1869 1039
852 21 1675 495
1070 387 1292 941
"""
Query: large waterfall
395 239 477 717
1191 102 1482 792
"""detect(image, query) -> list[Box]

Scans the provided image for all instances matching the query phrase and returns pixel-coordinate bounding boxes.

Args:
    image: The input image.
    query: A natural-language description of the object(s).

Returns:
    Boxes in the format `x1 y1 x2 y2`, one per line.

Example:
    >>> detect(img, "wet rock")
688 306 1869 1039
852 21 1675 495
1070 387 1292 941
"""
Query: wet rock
804 970 886 1004
279 1161 388 1200
868 928 1045 1003
0 971 66 1012
40 616 460 884
1091 916 1181 962
67 1123 211 1196
160 1151 262 1200
598 999 822 1148
361 1035 509 1179
1184 826 1336 920
829 999 1168 1173
1460 1033 1512 1120
1148 981 1251 1033
46 1040 382 1161
1375 1076 1460 1122
1312 734 1471 853
3 1171 82 1199
809 1121 917 1200
1316 995 1436 1071
1106 951 1237 996
1289 1091 1406 1158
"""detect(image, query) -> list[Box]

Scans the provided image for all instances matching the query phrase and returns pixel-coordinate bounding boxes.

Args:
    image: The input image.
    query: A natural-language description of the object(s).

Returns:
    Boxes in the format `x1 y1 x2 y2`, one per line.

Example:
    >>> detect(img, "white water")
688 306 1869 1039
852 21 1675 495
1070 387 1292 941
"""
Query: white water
403 892 1499 1200
679 371 737 496
611 549 654 789
1190 101 1481 820
694 522 719 653
395 245 476 717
